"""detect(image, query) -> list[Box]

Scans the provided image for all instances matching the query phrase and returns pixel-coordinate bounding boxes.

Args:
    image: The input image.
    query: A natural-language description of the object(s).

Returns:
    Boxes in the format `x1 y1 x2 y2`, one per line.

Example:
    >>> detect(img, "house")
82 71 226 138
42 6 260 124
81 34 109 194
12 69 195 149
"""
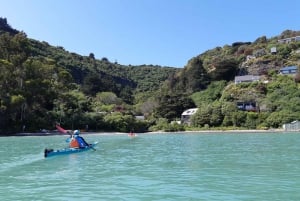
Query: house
181 108 198 125
237 102 258 112
270 47 277 54
234 75 260 84
135 115 145 120
278 36 300 44
283 120 300 131
279 66 298 75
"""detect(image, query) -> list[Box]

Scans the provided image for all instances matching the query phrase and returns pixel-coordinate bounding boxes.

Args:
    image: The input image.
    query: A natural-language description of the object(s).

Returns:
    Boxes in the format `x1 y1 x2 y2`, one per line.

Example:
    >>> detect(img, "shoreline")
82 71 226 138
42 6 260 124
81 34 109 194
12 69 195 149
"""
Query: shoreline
1 128 292 137
0 131 128 137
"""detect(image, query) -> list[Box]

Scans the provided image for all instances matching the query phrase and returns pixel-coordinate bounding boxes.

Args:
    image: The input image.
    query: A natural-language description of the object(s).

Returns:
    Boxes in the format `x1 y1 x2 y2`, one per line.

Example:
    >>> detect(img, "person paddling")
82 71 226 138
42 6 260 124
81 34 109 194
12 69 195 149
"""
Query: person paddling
67 130 90 149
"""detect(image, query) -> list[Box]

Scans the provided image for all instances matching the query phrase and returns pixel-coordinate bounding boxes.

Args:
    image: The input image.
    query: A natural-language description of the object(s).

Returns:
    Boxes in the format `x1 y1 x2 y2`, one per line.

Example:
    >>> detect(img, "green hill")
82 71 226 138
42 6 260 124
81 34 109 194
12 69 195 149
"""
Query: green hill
1 17 300 134
0 17 178 133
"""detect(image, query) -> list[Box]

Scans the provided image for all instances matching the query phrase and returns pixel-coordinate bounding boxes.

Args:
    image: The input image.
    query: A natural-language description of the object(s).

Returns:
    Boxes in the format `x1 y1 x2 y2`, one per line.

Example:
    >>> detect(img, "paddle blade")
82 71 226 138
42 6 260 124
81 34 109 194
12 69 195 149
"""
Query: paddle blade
56 124 68 134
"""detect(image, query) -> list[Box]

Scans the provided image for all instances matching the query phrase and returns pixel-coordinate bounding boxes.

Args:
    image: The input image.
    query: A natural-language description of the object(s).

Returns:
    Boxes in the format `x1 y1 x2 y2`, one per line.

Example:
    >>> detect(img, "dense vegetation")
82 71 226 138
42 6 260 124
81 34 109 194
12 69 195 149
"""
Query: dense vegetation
1 17 300 134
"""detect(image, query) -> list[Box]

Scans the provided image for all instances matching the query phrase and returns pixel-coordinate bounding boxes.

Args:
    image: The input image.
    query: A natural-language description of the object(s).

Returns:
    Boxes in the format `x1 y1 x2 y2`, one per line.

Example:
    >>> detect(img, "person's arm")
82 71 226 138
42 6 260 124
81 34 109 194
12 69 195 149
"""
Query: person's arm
65 134 74 143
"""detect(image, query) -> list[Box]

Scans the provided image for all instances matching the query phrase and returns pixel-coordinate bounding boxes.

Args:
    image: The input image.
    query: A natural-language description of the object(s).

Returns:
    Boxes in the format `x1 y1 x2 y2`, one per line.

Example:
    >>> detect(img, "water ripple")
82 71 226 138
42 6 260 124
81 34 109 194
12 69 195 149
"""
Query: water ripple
1 133 300 200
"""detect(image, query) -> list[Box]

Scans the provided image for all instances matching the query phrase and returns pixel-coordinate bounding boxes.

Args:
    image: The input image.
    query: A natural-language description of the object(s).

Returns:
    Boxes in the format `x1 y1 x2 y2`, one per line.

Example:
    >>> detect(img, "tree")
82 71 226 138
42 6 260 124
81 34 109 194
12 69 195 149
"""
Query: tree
136 98 158 117
244 112 259 129
89 53 95 60
209 102 223 127
191 81 227 106
95 92 122 105
82 73 104 96
104 112 135 132
175 57 209 93
119 86 133 104
53 90 91 129
209 57 239 81
221 102 238 126
154 93 196 121
191 106 211 127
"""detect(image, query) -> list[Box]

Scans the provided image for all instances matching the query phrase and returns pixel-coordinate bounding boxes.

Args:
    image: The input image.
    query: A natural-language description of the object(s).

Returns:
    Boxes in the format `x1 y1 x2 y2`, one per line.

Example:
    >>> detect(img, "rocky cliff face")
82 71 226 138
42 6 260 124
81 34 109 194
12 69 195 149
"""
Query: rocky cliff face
241 57 284 75
238 33 300 76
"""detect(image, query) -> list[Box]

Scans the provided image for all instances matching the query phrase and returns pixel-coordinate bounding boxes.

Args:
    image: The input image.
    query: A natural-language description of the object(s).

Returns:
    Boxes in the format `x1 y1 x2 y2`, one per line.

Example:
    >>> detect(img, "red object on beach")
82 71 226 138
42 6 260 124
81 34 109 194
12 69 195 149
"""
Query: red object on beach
128 131 137 137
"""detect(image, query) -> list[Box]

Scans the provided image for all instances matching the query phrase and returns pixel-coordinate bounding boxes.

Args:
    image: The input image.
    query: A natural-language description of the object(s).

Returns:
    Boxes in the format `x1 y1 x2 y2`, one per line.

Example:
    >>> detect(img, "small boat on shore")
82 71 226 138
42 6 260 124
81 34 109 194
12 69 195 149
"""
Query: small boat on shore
44 142 98 158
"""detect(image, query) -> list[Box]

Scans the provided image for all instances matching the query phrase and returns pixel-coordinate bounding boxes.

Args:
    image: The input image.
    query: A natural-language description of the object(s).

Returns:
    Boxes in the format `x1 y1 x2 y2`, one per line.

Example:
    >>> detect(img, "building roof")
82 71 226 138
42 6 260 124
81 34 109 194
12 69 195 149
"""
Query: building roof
280 66 297 71
181 108 198 116
234 75 260 83
279 66 298 74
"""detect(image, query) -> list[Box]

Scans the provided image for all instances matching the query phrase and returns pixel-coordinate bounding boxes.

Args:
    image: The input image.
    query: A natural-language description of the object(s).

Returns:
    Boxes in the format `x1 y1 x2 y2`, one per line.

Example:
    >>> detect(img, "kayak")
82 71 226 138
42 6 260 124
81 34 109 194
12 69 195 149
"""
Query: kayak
44 142 98 158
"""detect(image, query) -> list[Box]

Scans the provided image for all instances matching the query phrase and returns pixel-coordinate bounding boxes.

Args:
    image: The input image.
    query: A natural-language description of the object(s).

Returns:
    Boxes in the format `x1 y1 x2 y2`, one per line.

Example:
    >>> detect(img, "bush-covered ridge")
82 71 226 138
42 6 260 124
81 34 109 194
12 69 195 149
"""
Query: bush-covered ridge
0 17 300 134
0 18 179 134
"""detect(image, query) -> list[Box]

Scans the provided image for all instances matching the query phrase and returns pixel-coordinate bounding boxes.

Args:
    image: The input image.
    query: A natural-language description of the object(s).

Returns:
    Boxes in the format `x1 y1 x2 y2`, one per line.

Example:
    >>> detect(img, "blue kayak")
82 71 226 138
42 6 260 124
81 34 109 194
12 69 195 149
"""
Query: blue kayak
44 142 98 158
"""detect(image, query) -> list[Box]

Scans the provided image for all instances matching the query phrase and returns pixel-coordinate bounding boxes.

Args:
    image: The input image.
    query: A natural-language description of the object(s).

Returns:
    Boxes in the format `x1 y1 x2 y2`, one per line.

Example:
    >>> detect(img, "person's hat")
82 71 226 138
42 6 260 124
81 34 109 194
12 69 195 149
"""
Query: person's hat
74 130 80 135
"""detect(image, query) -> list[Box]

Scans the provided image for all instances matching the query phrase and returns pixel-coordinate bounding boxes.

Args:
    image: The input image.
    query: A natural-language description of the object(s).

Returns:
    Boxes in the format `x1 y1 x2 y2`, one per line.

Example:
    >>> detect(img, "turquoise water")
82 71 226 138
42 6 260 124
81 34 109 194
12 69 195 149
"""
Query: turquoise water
0 132 300 201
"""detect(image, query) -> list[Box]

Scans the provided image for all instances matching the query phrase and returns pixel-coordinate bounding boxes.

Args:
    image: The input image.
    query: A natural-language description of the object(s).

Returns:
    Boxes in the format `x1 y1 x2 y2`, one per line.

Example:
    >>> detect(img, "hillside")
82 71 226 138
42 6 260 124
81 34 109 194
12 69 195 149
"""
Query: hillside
166 29 300 96
0 17 179 133
1 17 300 134
200 31 300 76
29 33 179 95
0 18 178 97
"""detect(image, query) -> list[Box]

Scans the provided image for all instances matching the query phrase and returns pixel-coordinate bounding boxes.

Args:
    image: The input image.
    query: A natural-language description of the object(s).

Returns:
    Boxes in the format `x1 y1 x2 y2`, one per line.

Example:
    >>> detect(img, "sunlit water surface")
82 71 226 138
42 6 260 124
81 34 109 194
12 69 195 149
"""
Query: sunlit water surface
0 132 300 201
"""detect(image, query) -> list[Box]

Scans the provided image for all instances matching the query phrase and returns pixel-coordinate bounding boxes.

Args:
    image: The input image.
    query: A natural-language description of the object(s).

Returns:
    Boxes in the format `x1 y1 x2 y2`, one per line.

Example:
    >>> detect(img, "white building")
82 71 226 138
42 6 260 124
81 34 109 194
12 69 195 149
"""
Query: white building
283 120 300 131
181 108 198 125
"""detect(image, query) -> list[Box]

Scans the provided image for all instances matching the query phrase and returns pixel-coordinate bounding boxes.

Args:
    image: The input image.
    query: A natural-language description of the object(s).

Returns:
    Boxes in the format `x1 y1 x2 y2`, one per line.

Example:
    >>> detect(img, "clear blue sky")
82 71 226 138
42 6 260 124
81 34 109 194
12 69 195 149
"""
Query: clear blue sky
1 0 299 68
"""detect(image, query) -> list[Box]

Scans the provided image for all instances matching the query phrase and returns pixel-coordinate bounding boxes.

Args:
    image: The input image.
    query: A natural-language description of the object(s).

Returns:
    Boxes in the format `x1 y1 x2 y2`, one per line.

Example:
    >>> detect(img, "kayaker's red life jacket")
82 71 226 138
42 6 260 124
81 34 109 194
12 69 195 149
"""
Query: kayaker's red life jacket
70 138 80 148
69 136 88 148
